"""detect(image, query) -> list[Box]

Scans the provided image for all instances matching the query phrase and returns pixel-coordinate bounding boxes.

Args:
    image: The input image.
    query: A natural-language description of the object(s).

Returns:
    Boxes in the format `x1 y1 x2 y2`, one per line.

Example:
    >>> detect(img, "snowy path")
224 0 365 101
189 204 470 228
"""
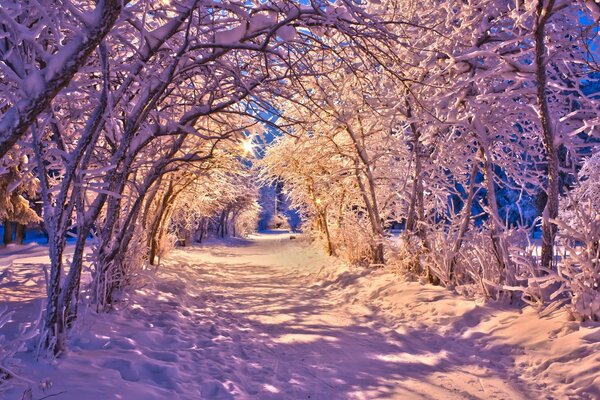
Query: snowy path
3 232 600 399
99 233 530 399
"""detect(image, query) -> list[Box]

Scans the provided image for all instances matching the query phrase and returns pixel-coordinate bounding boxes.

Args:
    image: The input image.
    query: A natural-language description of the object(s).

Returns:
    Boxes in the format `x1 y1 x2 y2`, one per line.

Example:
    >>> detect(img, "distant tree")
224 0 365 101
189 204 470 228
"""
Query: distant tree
0 147 40 244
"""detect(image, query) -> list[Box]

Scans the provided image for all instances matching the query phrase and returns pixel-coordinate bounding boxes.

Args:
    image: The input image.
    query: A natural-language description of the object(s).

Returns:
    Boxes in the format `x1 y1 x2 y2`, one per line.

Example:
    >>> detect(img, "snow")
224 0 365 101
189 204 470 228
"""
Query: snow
214 25 246 45
276 26 297 42
2 232 600 399
21 71 44 97
248 14 276 34
43 35 83 82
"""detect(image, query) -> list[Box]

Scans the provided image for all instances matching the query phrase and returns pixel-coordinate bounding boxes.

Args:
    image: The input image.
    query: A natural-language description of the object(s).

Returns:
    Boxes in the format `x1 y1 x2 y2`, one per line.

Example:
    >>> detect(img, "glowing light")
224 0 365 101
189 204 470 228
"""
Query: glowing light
241 137 254 155
315 197 322 205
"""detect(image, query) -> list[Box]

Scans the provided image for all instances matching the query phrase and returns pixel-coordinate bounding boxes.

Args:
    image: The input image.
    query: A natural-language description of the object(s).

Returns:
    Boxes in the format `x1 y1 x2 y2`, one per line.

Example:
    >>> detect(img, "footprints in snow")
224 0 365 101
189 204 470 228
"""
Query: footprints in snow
100 357 177 390
93 280 278 397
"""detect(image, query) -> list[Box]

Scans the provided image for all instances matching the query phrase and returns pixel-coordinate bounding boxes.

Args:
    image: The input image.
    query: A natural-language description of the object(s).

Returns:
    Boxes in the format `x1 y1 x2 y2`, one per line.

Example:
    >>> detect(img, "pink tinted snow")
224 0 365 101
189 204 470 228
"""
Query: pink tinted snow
0 233 599 399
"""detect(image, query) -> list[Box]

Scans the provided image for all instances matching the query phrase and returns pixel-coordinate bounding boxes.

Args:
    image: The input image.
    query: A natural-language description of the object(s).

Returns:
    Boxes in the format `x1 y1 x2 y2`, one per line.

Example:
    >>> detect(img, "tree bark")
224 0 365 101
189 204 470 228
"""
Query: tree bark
345 125 385 265
320 209 335 256
2 221 13 245
198 218 206 243
14 224 25 244
535 0 559 269
404 99 426 243
149 182 175 265
480 145 512 280
449 162 479 282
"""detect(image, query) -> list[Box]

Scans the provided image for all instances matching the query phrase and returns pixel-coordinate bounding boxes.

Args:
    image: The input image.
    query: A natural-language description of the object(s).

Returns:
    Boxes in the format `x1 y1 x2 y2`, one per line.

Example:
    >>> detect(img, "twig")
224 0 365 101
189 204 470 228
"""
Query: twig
36 391 67 400
0 365 36 385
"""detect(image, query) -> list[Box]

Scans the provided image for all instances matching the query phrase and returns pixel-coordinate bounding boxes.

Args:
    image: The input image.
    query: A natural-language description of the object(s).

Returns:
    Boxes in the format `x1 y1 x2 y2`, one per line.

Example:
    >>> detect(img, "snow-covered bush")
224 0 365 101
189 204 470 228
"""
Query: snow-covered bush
416 219 528 301
330 214 375 266
387 234 425 278
423 227 504 297
0 307 13 383
551 153 600 321
0 149 41 228
505 154 600 318
0 305 40 388
560 152 600 230
458 229 514 300
91 221 150 311
554 209 600 321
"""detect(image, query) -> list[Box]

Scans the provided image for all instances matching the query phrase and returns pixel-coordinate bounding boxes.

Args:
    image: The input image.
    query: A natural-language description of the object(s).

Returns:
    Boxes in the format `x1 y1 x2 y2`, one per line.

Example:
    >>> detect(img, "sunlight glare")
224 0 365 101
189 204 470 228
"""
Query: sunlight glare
375 350 448 366
241 137 254 156
263 384 280 394
273 333 339 344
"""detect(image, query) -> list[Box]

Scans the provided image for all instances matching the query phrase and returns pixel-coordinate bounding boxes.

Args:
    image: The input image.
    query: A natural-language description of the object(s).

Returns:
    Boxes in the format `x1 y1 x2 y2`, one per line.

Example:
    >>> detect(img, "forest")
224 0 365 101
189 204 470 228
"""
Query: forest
0 0 599 399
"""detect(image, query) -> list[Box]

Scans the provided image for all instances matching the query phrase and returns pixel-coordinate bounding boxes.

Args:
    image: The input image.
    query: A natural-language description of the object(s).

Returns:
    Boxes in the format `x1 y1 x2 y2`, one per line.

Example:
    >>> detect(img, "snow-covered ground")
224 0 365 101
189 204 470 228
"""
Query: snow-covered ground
1 232 600 399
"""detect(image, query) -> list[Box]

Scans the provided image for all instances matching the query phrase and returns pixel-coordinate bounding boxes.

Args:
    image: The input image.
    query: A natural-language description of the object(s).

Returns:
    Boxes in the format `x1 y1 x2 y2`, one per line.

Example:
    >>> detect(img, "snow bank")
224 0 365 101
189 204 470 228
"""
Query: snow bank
318 265 600 399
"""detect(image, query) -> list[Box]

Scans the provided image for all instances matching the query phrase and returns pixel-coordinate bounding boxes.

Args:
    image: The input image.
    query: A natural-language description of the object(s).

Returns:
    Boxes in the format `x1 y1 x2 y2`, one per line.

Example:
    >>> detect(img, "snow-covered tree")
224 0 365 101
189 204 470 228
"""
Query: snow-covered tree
1 0 598 361
0 147 40 244
6 0 399 355
0 0 122 158
553 151 600 320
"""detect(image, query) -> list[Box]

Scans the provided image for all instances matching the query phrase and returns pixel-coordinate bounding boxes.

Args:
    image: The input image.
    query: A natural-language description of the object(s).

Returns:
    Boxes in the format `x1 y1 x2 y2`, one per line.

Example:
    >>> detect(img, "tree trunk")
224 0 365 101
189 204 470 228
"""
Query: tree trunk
480 145 512 280
198 218 206 243
320 209 335 256
154 194 177 264
42 231 66 355
337 190 346 229
2 220 13 245
535 0 559 269
219 209 229 238
148 182 175 265
405 99 425 238
58 223 92 330
449 162 479 282
14 223 25 244
346 125 385 265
